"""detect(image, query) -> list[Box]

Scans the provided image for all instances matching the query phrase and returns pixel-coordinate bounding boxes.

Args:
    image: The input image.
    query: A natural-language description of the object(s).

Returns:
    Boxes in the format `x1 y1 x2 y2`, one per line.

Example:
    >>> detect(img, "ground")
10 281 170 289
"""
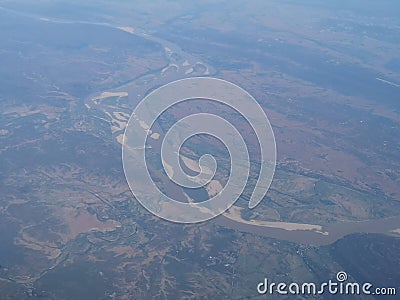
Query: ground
0 0 399 299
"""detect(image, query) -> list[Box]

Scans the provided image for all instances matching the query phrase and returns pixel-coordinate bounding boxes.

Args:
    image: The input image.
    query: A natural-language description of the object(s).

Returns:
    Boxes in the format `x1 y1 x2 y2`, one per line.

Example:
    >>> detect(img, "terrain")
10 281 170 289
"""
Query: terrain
0 0 399 299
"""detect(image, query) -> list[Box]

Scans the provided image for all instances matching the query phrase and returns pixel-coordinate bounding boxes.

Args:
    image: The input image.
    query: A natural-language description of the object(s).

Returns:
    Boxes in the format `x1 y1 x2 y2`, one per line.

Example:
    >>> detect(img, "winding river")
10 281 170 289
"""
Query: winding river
3 5 399 246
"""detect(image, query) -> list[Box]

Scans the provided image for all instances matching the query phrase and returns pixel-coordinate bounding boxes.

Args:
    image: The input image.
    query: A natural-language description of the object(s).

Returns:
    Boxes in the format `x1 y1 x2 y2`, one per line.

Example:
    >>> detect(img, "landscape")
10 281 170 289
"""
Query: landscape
0 0 399 299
